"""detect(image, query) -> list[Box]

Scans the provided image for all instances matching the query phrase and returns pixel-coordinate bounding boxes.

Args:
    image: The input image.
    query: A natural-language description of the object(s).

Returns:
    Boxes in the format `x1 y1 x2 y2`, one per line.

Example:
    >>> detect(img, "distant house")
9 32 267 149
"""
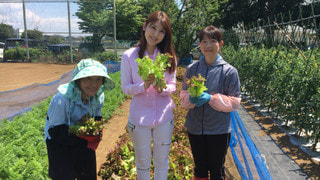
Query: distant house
14 28 24 39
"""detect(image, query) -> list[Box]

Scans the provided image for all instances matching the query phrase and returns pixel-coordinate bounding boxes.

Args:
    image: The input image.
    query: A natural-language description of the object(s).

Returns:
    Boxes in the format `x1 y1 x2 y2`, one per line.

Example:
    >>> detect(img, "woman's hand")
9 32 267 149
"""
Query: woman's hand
144 74 155 90
153 81 163 93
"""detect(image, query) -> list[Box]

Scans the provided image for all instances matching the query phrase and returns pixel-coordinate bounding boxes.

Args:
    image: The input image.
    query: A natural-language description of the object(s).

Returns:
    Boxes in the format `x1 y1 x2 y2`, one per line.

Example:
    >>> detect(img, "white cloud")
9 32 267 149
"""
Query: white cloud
0 3 82 35
0 4 23 28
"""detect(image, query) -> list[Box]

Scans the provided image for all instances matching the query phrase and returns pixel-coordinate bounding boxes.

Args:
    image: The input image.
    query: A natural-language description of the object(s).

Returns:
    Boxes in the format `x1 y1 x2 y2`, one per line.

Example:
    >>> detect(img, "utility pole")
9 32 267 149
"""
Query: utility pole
67 0 73 63
22 0 30 62
113 0 117 62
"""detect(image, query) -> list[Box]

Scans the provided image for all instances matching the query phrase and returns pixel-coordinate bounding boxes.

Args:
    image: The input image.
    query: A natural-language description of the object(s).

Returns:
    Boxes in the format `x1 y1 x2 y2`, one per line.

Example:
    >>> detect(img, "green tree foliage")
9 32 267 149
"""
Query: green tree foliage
172 0 226 58
76 0 113 51
137 0 178 22
75 0 225 58
21 29 43 40
115 0 144 40
0 23 14 42
135 0 225 58
217 0 304 48
216 0 256 29
217 0 304 29
48 36 63 45
76 0 144 43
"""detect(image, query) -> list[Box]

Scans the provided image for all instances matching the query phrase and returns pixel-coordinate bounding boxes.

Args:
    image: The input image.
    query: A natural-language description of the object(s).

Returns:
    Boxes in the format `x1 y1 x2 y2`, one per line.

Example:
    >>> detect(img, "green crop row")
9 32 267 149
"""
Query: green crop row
222 45 320 150
0 71 127 179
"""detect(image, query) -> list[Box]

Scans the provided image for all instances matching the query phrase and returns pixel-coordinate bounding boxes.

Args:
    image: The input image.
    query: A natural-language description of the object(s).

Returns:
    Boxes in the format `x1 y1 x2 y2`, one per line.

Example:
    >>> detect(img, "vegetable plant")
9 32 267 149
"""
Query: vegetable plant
69 117 104 136
222 45 320 150
136 53 173 90
185 73 208 97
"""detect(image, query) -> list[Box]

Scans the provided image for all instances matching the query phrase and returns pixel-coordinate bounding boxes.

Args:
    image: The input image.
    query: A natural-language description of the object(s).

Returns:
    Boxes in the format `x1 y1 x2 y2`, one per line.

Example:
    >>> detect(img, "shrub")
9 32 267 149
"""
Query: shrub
93 51 118 63
4 47 49 62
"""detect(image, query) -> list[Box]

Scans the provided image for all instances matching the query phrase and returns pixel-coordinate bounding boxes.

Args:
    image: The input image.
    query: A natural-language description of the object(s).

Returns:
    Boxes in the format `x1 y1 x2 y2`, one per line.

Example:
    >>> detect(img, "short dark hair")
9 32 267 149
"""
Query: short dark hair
198 26 223 42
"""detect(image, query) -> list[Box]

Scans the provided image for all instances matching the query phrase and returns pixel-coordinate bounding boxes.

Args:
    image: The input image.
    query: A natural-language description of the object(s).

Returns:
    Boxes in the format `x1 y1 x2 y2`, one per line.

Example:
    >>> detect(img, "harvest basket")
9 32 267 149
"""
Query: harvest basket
79 130 103 151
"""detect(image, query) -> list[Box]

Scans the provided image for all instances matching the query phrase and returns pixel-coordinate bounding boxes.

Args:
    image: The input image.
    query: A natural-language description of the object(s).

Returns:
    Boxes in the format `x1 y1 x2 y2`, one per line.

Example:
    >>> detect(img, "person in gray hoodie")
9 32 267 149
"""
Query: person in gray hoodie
180 26 241 180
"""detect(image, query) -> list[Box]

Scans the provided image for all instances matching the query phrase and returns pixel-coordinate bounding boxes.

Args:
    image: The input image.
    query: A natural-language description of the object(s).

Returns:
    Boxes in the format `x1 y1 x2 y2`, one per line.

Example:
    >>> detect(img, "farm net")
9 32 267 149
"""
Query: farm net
0 60 121 121
230 111 272 180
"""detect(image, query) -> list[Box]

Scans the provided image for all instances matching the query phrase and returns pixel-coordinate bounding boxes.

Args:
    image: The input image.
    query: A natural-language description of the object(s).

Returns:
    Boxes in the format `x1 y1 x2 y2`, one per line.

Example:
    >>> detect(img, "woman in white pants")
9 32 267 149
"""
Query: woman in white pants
121 11 177 179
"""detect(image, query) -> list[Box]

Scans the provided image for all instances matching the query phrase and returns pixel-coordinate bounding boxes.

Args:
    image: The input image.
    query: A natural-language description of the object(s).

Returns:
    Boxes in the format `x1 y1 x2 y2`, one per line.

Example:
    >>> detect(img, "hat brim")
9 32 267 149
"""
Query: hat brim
71 66 115 91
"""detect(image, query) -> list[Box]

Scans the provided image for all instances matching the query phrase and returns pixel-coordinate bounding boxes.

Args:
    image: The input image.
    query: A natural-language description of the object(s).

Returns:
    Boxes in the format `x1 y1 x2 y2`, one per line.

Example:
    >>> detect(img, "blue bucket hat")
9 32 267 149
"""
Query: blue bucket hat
58 58 115 104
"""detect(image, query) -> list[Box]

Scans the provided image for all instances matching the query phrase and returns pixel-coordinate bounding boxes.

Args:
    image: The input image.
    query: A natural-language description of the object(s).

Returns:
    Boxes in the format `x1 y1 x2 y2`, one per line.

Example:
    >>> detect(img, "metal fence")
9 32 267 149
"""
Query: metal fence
0 0 134 62
224 2 320 53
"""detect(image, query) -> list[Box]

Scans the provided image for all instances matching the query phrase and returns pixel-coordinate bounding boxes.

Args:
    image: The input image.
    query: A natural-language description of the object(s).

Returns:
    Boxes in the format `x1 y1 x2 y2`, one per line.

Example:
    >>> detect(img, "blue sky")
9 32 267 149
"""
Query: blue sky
0 1 84 36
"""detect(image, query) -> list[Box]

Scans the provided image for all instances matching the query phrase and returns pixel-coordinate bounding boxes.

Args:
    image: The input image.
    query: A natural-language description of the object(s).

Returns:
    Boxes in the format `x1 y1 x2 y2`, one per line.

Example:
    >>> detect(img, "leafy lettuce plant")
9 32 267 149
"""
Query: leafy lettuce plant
185 73 208 97
70 117 104 136
136 53 172 90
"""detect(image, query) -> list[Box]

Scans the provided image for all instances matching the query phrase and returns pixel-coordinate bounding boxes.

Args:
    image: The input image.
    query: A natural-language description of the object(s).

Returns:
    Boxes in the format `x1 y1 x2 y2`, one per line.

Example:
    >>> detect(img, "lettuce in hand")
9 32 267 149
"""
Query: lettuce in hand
136 53 172 90
185 73 208 97
70 118 104 136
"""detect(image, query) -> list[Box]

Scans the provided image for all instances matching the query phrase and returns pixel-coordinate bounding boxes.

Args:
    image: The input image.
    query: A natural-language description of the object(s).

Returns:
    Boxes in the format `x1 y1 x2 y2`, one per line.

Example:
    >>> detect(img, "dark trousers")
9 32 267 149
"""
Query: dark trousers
188 132 231 180
46 139 97 180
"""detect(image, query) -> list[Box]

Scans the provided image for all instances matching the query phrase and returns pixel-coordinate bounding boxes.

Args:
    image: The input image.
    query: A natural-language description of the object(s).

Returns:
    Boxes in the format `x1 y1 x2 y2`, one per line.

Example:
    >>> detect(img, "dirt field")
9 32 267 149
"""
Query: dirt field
1 63 319 179
0 63 76 92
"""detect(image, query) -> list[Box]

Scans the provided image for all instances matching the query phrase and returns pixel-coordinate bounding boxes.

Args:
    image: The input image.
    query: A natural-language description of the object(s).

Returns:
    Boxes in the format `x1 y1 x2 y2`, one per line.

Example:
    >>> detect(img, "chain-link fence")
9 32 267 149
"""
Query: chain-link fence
0 0 136 63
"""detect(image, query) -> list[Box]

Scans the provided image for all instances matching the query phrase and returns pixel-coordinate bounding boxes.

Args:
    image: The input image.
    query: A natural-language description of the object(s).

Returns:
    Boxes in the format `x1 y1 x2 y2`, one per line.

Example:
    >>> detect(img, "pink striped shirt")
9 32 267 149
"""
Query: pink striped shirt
121 47 176 126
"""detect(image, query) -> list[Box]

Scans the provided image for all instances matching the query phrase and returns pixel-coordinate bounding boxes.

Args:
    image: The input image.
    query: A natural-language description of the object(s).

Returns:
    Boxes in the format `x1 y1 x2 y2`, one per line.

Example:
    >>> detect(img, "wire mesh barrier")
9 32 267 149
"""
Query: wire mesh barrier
0 60 120 121
224 2 319 54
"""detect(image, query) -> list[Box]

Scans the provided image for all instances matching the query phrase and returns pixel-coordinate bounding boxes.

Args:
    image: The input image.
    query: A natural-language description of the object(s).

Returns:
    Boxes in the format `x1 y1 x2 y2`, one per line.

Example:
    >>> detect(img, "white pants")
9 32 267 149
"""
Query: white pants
127 119 174 180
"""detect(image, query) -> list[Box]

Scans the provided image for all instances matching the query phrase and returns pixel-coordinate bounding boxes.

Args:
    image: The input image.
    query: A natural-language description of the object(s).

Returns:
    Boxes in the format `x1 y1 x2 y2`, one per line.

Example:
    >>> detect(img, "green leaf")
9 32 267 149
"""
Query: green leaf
135 53 173 90
185 73 208 97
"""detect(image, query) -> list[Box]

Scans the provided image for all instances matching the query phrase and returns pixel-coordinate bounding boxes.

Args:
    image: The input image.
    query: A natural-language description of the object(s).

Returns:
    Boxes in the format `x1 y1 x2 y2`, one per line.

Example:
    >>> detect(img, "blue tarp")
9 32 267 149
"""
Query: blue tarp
104 60 121 73
178 56 193 66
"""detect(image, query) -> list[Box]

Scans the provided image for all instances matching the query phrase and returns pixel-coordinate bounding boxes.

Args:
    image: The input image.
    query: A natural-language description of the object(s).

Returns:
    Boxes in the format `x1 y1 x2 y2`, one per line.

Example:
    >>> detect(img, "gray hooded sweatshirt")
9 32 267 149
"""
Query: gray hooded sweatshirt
182 55 241 135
